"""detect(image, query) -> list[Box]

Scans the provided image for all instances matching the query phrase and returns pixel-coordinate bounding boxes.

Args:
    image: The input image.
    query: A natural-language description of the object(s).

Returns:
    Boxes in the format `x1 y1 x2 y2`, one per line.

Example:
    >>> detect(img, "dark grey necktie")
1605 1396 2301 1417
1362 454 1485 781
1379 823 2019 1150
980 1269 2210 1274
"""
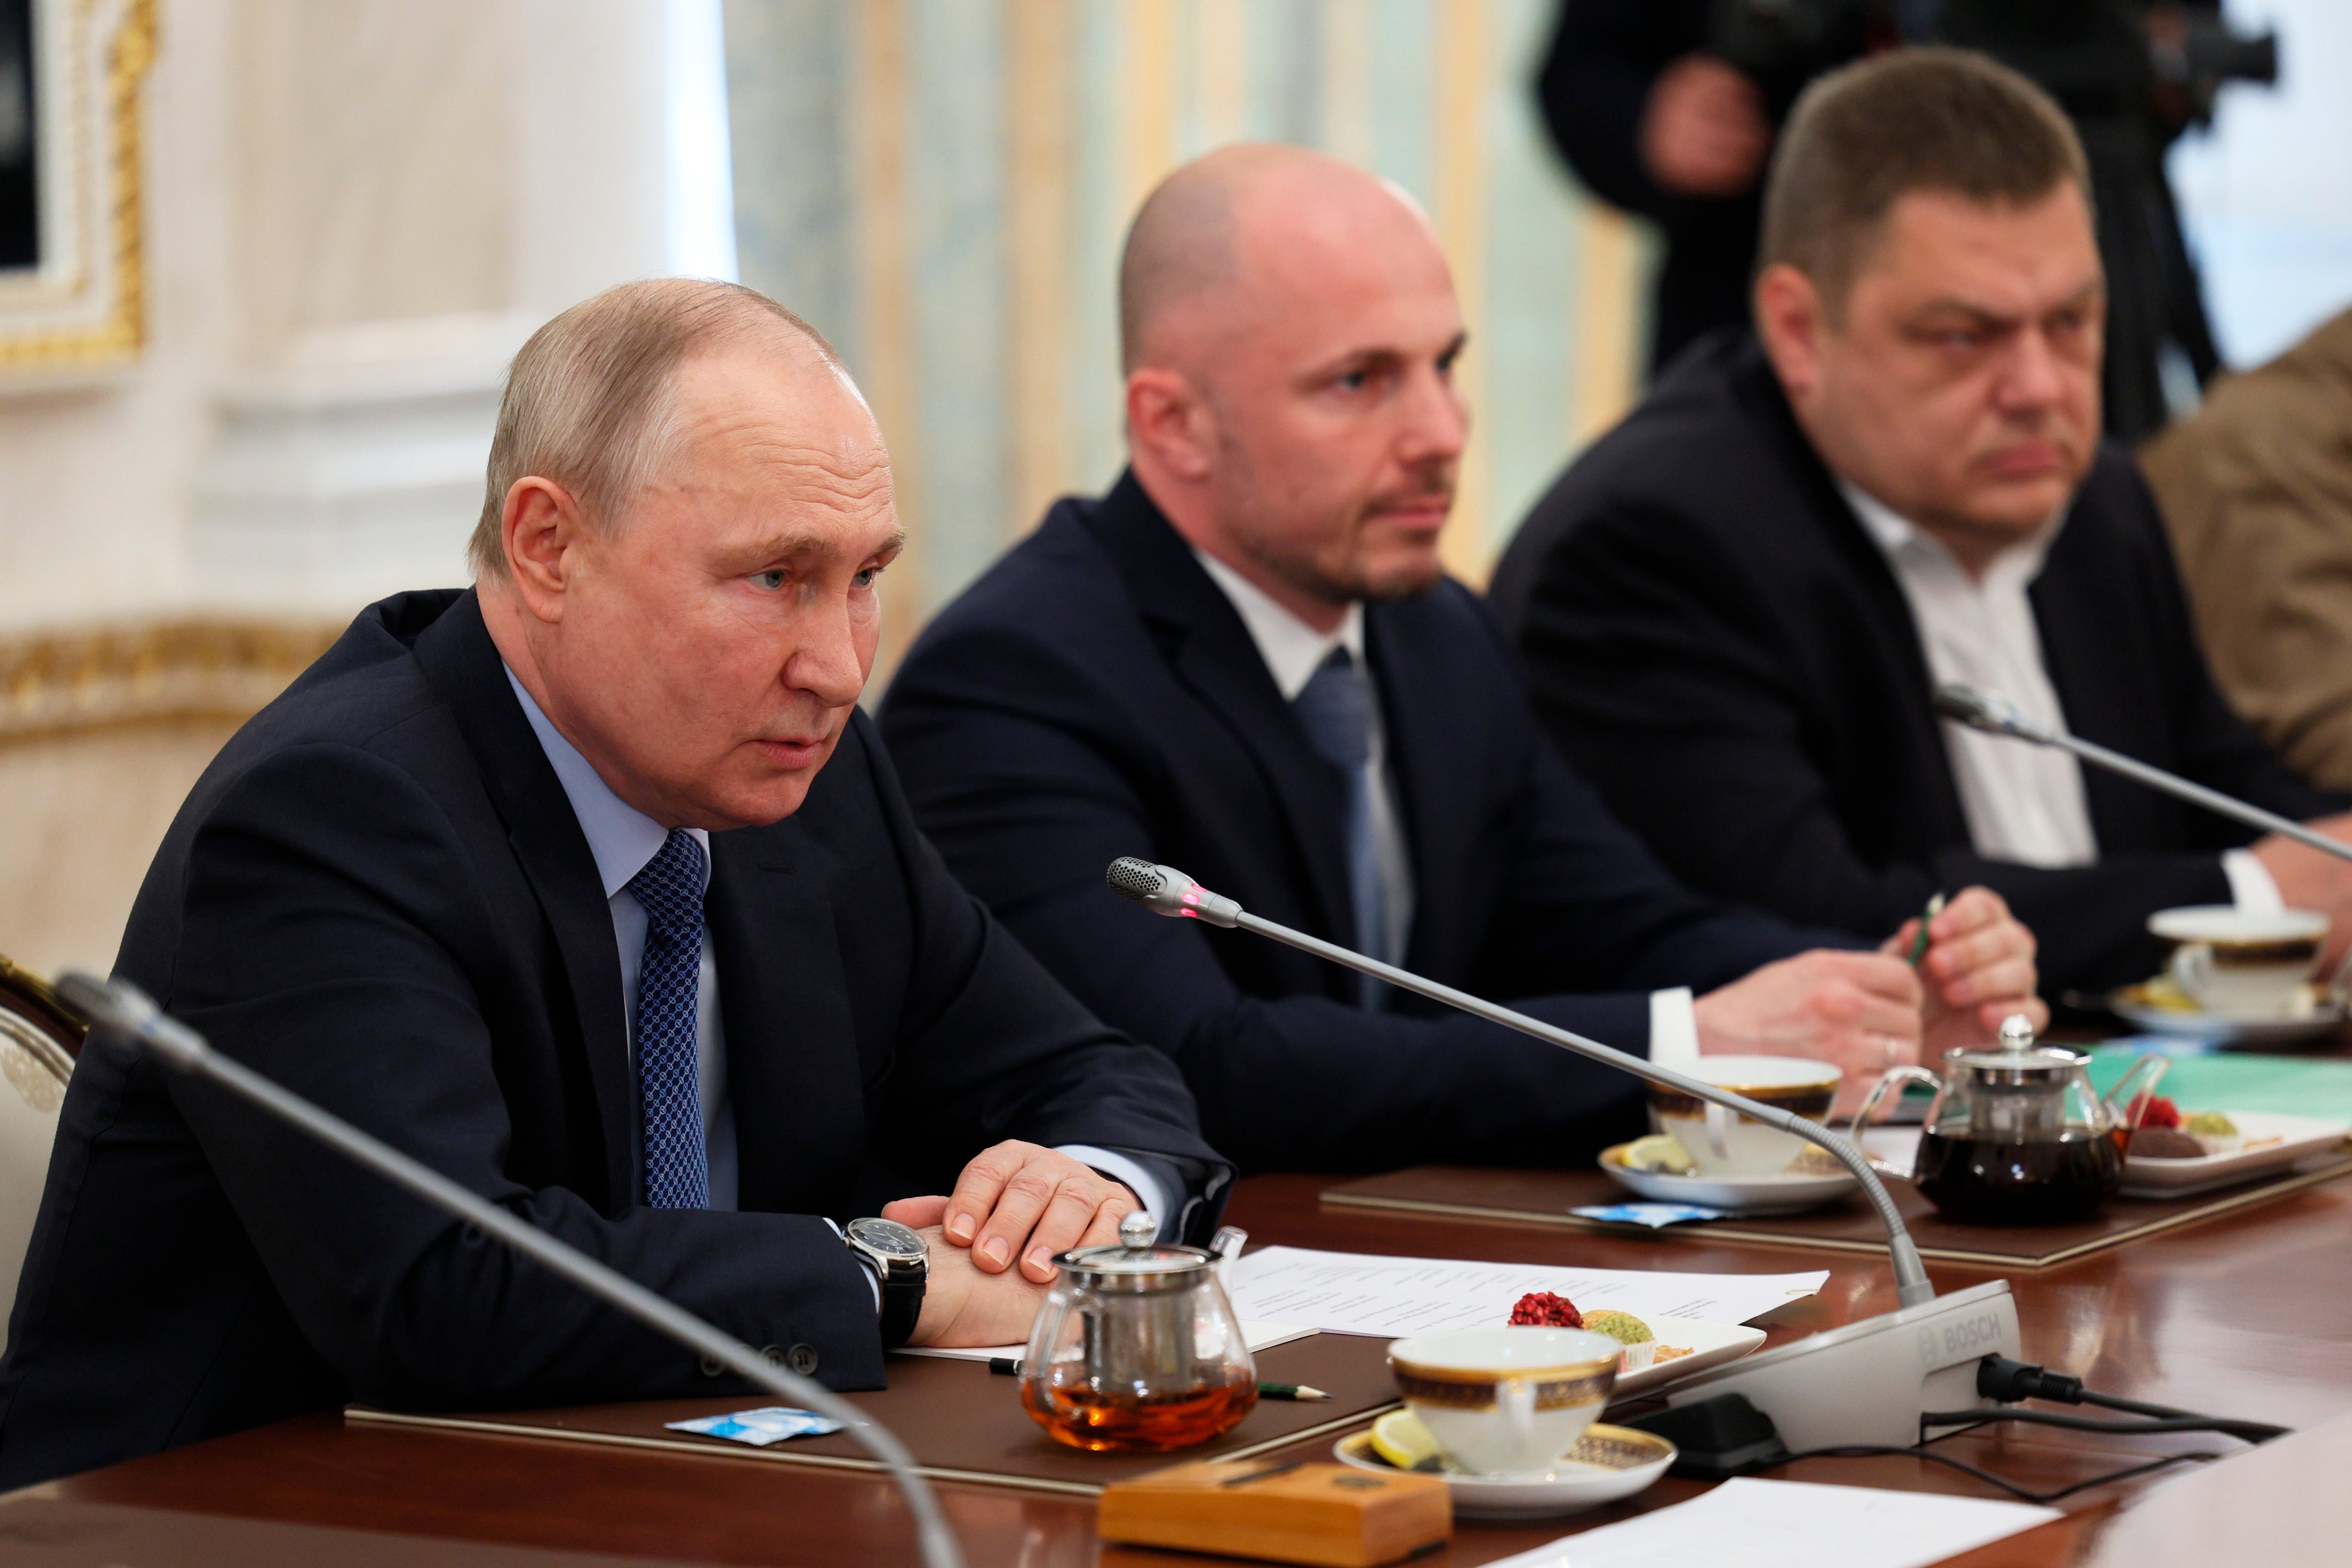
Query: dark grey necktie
1292 647 1390 1010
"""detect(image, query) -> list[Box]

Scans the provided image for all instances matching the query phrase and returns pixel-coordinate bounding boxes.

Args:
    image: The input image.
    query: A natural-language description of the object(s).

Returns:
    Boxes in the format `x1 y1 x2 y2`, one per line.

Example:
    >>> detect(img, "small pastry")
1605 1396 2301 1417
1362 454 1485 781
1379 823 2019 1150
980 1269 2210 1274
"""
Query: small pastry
1508 1291 1583 1328
1581 1310 1653 1346
2127 1126 2205 1159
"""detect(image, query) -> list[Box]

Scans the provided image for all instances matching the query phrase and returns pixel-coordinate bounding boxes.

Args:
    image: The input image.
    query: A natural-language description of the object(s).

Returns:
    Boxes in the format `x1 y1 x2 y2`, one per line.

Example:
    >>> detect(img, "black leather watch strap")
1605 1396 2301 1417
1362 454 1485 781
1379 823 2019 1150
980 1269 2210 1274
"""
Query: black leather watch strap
876 1264 923 1350
844 1218 928 1351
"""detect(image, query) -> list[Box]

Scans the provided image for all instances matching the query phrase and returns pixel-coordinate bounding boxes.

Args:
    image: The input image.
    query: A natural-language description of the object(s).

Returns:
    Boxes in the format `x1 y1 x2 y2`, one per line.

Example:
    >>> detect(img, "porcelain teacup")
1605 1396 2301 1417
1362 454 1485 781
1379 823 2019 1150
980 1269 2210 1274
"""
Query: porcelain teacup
2149 906 2328 1018
1651 1055 1843 1178
1386 1326 1620 1478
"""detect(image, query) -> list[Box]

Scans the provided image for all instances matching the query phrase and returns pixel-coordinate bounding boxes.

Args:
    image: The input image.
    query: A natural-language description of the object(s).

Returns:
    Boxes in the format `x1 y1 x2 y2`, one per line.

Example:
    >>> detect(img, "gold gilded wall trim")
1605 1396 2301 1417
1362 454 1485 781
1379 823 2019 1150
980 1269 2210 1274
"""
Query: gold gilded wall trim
0 618 340 746
0 0 157 372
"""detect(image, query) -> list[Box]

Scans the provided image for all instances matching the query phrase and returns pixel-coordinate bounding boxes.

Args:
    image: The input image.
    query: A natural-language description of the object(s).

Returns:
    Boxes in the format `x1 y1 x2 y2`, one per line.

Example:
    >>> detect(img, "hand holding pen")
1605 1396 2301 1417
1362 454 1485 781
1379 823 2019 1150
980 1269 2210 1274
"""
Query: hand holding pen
1884 886 2048 1051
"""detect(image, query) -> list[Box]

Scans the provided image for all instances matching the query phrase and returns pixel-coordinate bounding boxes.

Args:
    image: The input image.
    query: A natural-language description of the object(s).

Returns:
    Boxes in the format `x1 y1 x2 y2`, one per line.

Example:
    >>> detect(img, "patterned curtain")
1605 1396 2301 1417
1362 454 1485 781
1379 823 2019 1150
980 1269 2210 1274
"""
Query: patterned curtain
724 0 1653 676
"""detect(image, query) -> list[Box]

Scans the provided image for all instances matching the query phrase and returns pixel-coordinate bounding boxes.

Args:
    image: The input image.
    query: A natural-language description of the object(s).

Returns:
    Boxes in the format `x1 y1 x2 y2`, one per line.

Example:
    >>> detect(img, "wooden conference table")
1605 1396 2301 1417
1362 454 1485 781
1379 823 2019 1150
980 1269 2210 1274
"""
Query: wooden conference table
18 1149 2352 1568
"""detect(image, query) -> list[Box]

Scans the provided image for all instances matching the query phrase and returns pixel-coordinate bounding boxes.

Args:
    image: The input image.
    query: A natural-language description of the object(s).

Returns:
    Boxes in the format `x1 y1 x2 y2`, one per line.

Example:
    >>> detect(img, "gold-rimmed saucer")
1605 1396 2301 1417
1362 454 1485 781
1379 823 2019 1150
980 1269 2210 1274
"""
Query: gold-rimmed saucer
1333 1422 1675 1519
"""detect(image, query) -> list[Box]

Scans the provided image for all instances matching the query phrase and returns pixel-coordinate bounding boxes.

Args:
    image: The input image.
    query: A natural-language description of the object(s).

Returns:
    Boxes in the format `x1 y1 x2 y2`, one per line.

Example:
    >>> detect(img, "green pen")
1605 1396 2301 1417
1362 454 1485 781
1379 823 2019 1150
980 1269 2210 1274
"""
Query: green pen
1907 891 1947 967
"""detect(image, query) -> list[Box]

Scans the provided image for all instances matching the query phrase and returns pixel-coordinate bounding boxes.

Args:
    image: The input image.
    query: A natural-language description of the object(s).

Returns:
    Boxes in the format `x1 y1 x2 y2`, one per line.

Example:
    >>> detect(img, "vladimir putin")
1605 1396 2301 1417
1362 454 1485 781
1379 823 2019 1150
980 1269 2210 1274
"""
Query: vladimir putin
0 281 1227 1487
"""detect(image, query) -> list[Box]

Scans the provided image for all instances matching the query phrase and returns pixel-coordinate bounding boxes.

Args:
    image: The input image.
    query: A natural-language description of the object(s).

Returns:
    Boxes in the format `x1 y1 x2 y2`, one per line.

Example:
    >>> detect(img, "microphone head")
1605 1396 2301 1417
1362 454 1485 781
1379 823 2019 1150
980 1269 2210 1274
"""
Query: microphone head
1933 682 2044 740
1106 856 1171 907
1932 683 1997 728
53 972 155 1036
1103 857 1242 927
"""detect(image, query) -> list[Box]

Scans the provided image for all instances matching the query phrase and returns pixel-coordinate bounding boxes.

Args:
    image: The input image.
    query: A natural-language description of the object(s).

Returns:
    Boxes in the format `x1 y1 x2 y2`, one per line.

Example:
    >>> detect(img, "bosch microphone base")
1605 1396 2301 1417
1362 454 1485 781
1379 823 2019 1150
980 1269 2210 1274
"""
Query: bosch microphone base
1658 1278 2021 1451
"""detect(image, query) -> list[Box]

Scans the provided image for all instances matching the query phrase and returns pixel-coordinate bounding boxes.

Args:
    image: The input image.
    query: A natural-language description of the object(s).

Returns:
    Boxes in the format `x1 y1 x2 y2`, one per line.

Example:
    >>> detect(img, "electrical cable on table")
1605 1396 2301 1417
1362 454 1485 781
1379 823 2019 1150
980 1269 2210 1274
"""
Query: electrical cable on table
1771 1444 2225 1505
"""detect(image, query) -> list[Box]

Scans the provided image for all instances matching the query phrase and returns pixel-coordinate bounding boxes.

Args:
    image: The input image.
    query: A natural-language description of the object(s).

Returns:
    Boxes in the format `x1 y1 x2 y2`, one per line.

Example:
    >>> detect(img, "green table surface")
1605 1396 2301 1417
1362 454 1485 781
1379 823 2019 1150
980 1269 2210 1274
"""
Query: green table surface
2086 1038 2352 1119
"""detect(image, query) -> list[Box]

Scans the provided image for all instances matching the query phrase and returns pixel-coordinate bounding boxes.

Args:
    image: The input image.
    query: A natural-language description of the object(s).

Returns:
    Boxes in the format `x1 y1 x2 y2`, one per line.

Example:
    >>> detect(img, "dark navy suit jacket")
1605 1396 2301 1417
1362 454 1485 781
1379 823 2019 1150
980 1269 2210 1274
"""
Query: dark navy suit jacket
880 474 1832 1175
0 589 1224 1487
1492 330 2344 992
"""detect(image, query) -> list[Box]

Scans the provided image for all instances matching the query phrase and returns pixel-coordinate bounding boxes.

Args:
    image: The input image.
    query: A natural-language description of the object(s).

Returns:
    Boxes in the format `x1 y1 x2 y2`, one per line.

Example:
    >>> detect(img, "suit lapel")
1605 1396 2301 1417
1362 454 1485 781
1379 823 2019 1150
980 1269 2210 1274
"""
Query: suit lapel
411 592 639 1208
1087 474 1355 944
707 822 866 1217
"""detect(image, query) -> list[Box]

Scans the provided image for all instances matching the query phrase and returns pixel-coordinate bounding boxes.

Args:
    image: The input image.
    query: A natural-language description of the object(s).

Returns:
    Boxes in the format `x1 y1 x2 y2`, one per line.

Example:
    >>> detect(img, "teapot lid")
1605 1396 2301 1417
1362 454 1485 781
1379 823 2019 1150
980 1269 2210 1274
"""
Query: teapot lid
1054 1210 1217 1282
1946 1013 2087 1083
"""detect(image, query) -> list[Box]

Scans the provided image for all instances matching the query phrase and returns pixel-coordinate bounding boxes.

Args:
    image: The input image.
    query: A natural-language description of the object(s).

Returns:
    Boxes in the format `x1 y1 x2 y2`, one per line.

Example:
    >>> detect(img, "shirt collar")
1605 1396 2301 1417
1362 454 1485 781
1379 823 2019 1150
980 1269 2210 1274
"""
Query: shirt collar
1192 547 1366 702
504 665 708 900
1838 477 2062 587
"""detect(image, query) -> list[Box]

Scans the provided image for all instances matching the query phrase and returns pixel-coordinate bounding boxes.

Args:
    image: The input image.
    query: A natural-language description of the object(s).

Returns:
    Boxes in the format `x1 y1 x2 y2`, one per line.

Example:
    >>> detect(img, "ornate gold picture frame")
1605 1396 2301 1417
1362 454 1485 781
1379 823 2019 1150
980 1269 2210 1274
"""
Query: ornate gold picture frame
0 0 153 374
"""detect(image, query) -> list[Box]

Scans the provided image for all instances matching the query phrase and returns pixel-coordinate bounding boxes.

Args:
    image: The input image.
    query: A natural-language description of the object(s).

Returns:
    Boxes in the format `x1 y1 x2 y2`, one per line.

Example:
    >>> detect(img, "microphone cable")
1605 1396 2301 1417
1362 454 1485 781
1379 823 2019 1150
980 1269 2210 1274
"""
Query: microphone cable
1746 1355 2284 1505
1922 1354 2290 1446
1767 1442 2224 1505
1970 1354 2291 1433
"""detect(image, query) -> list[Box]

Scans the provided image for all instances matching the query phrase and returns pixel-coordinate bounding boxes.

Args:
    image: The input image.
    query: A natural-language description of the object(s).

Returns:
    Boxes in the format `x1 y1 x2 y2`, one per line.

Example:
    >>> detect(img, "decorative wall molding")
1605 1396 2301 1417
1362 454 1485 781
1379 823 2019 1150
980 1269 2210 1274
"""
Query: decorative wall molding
187 312 534 605
0 0 156 375
0 615 339 746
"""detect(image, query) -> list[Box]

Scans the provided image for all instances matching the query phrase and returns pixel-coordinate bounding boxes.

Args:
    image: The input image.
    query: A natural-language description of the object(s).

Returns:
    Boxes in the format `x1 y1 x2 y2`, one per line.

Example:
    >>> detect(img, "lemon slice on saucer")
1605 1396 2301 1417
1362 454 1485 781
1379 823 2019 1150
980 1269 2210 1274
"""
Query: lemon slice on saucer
1370 1409 1445 1472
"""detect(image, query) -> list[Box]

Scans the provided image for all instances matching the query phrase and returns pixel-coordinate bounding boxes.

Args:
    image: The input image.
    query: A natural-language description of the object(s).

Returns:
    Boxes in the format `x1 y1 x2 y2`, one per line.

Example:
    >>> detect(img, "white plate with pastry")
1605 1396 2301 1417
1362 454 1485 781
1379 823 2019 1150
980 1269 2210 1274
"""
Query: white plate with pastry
1608 1314 1768 1398
2118 1109 2350 1197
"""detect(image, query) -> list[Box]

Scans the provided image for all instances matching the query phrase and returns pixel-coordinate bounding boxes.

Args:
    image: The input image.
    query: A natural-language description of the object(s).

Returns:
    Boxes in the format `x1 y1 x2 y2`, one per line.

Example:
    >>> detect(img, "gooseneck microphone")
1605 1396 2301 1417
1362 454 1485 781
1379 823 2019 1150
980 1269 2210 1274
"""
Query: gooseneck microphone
1105 857 1935 1306
1934 682 2352 868
55 974 966 1568
1104 857 2035 1451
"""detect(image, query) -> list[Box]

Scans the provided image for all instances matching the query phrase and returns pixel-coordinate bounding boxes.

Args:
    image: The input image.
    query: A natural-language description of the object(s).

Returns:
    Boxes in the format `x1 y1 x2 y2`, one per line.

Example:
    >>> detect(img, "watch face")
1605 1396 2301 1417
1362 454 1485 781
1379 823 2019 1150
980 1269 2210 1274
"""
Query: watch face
847 1217 926 1261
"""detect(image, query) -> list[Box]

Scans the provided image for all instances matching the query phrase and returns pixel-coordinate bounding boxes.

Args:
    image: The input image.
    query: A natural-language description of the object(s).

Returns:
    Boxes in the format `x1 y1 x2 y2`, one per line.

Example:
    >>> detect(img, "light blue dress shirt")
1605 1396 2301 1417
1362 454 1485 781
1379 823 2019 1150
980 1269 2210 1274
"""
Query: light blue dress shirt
502 667 1165 1232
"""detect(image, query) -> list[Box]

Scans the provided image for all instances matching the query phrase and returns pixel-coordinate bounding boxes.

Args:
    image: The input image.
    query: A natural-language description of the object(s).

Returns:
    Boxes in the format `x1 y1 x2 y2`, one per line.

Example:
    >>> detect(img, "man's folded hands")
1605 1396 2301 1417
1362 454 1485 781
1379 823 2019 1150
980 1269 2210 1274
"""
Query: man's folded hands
882 1140 1142 1348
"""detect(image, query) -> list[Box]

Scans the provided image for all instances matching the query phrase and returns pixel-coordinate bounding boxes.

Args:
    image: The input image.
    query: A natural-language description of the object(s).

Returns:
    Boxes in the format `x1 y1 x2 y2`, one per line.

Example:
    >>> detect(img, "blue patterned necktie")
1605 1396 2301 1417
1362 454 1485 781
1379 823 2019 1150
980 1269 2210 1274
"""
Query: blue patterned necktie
1292 647 1390 1010
628 830 711 1209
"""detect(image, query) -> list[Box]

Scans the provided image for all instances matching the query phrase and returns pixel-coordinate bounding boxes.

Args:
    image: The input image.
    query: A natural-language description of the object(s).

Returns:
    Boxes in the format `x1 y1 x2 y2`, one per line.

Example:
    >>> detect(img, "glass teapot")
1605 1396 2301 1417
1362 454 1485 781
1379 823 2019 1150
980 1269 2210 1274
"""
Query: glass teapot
1848 1015 2166 1225
1018 1211 1258 1452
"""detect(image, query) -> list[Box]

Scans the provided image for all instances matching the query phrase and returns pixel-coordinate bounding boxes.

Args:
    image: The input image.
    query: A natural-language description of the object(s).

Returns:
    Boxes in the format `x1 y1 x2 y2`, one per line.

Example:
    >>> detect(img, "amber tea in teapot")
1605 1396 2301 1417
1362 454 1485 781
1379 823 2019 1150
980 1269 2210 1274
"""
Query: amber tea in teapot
1910 1126 2122 1223
1019 1212 1257 1452
1850 1016 2161 1226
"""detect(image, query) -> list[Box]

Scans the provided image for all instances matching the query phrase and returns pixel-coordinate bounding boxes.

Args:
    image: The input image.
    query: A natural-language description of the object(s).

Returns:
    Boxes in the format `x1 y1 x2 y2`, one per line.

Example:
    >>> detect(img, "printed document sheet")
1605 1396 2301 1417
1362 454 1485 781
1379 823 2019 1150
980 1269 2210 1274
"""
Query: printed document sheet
1485 1478 2060 1568
1224 1245 1827 1335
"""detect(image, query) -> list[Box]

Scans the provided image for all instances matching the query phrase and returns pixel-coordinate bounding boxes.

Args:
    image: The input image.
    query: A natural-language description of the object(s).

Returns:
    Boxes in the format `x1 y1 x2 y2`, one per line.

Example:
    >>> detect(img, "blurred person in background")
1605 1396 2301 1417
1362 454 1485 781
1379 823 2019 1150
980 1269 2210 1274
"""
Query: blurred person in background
1934 1 2280 441
1494 50 2352 1000
2143 309 2352 791
1534 0 1899 374
1538 2 2278 436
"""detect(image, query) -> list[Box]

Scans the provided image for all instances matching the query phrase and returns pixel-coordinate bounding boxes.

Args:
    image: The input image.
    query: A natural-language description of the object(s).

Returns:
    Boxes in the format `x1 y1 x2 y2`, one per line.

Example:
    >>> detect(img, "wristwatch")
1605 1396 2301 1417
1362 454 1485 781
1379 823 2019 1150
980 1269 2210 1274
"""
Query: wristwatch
843 1217 929 1349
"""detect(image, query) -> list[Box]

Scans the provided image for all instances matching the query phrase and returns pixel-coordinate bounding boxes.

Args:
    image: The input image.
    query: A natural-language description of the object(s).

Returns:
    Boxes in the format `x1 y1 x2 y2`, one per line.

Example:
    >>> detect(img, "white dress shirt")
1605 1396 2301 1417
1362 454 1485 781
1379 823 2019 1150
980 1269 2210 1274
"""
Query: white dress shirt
1191 549 1705 1064
504 667 1168 1230
1841 482 2280 910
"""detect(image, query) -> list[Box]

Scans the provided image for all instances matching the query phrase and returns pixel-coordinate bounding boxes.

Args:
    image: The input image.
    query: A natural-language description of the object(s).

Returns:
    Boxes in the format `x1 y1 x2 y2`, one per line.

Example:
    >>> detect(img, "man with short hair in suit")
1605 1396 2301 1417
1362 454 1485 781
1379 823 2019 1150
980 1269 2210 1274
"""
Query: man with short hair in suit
1493 49 2352 997
880 143 2043 1177
0 280 1228 1488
